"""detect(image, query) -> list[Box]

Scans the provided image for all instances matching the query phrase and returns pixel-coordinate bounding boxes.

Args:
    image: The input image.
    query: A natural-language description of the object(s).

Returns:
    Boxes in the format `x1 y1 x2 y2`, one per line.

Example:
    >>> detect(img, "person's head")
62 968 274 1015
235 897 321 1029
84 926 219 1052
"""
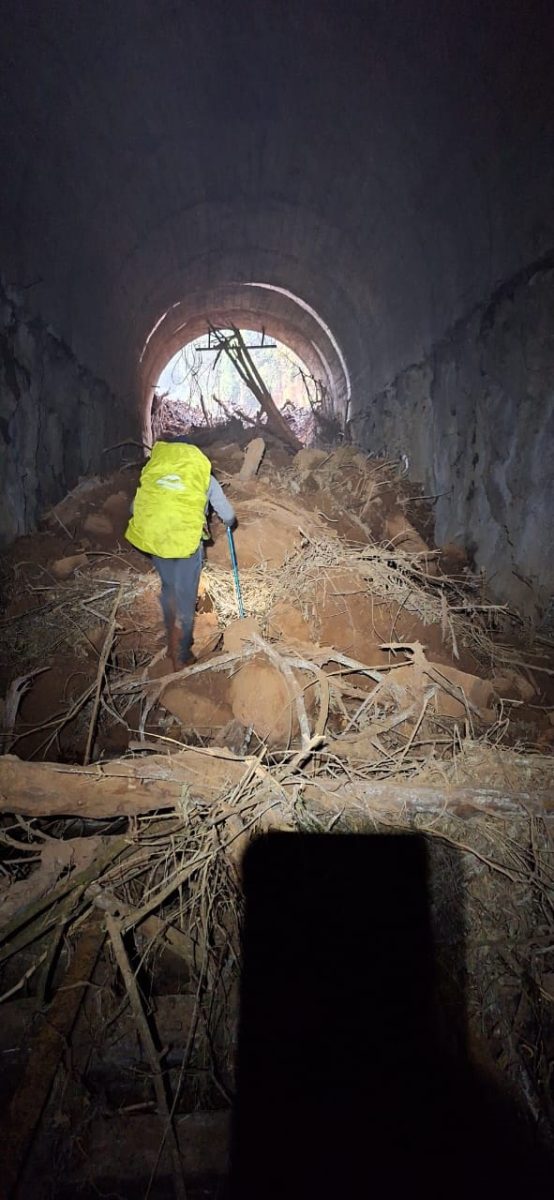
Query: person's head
161 433 193 445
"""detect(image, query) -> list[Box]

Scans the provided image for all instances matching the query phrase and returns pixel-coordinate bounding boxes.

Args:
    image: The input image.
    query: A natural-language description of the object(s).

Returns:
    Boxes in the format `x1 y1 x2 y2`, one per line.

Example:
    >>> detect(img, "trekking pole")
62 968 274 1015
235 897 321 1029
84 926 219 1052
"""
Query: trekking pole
227 526 246 618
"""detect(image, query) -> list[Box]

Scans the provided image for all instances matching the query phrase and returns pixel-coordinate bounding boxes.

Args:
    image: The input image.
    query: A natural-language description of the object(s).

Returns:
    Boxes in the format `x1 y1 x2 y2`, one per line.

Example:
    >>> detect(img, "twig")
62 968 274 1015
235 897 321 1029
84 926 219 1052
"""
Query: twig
51 509 74 540
105 914 187 1200
252 634 311 749
0 949 48 1003
83 585 122 765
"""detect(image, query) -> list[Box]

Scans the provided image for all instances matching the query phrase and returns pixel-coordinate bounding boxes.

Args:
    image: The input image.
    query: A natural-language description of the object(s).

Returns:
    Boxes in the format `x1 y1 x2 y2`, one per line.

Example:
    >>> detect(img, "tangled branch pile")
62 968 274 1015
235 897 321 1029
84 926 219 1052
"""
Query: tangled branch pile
0 435 553 1189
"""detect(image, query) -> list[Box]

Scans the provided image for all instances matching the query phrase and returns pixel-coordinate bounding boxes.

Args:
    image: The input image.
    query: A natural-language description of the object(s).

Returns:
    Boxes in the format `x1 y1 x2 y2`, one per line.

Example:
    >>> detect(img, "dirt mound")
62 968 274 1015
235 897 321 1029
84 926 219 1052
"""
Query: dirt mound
384 658 497 724
266 600 311 643
161 670 233 735
222 616 261 652
229 655 315 747
207 498 324 569
44 468 138 543
1 435 548 765
307 569 462 669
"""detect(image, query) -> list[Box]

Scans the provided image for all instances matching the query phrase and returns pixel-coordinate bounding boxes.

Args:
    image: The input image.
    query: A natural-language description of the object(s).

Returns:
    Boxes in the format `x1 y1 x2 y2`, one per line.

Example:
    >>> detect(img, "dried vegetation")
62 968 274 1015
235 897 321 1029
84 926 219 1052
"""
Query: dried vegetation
0 433 553 1192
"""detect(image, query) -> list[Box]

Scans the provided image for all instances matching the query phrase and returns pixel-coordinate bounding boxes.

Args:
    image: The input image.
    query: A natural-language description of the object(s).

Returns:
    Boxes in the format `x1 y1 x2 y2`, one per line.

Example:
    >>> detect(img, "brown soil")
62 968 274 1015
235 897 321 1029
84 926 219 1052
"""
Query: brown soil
1 432 553 1198
1 436 551 763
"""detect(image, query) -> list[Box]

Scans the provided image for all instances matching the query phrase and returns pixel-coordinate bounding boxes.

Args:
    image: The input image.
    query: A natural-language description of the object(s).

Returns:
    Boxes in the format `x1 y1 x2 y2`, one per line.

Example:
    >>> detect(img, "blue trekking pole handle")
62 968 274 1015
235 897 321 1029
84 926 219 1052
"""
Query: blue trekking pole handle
227 526 245 619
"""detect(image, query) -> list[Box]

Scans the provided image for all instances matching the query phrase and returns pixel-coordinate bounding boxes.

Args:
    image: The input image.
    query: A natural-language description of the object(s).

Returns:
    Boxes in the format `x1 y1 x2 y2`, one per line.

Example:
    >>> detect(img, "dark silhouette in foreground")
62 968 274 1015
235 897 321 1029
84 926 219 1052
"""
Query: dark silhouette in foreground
230 833 551 1199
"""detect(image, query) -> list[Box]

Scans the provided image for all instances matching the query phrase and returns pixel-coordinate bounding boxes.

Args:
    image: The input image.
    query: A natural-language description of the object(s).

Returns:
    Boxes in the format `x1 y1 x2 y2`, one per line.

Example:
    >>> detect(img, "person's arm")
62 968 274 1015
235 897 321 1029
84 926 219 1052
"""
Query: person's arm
207 476 236 526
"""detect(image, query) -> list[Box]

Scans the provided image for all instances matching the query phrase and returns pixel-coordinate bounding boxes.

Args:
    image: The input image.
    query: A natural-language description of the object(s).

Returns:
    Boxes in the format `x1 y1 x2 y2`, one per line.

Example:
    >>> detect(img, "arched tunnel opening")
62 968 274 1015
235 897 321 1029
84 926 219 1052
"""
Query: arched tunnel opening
139 281 351 447
0 3 553 1196
151 327 321 445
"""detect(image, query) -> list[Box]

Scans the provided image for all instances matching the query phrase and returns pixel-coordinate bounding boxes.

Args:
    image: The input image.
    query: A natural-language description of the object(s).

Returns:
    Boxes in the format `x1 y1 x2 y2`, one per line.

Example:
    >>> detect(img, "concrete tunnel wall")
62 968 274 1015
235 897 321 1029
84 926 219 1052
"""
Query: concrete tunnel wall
0 0 553 614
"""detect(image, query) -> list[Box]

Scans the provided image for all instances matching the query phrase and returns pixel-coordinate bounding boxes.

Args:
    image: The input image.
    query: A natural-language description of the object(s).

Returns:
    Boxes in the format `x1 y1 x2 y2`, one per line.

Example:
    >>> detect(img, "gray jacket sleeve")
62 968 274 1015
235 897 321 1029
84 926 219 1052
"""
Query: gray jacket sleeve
207 476 236 525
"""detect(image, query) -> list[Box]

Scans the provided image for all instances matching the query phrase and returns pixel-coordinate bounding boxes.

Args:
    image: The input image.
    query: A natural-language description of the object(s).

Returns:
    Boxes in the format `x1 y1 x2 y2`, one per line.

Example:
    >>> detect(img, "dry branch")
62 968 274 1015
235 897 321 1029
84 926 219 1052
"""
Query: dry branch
83 584 122 764
0 921 105 1199
299 778 554 820
1 746 551 838
0 749 246 818
106 914 187 1200
208 325 301 449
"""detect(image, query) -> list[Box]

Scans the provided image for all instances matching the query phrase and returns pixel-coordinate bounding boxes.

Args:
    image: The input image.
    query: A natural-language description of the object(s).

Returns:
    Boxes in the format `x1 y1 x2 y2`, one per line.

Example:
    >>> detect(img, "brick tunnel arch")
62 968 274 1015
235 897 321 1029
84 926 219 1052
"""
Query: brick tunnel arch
139 281 352 442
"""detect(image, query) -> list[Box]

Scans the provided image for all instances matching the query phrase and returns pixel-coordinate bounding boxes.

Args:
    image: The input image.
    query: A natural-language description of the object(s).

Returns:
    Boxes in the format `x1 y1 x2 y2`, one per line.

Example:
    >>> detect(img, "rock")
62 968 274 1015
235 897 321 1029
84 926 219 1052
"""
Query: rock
431 663 496 718
207 505 310 569
50 552 89 580
161 671 233 733
314 569 392 665
385 509 438 574
83 511 114 537
267 600 311 643
387 660 496 724
492 670 536 703
223 616 261 652
293 448 328 473
192 610 221 656
238 437 265 480
440 542 470 571
212 718 252 755
230 656 307 746
101 490 131 528
297 471 321 496
208 442 244 474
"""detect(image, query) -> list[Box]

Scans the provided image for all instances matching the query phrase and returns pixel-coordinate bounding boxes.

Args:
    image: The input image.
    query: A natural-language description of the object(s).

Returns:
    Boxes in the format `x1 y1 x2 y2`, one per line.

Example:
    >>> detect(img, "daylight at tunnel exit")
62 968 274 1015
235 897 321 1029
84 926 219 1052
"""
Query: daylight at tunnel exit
0 2 553 1197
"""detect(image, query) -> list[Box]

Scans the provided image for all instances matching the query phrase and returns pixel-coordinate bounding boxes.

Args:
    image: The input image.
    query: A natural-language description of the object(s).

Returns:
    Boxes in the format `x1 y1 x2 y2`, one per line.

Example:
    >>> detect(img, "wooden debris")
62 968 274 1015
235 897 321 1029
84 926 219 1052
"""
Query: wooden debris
105 914 188 1200
0 749 246 818
300 778 554 820
208 325 301 449
0 921 105 1199
238 436 265 480
49 552 89 580
0 836 128 963
83 583 122 764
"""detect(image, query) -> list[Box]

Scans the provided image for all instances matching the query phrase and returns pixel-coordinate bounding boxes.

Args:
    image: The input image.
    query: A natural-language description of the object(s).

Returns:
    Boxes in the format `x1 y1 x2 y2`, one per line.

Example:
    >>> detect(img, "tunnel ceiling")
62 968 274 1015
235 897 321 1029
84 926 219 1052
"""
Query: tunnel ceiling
1 0 553 417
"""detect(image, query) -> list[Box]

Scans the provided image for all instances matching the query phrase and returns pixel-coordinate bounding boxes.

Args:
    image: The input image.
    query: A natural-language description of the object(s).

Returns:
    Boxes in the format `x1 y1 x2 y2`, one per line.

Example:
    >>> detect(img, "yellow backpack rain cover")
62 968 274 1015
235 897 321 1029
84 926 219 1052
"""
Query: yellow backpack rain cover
125 441 211 558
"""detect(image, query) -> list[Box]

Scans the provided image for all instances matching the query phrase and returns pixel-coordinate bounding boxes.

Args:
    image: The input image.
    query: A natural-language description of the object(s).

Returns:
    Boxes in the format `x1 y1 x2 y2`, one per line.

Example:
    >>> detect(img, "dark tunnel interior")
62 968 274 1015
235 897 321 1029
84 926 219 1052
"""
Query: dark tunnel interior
1 2 554 1196
1 0 553 612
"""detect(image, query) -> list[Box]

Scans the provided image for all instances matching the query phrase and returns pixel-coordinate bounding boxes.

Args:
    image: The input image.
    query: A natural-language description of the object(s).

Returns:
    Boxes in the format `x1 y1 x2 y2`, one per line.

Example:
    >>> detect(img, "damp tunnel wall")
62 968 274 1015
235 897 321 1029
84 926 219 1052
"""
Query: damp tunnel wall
0 0 553 613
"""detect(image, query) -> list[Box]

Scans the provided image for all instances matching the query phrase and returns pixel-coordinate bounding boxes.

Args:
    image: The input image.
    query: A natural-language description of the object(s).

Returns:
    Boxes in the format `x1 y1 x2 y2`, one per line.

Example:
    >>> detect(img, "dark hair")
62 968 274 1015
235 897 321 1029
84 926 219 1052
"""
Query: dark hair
161 434 193 444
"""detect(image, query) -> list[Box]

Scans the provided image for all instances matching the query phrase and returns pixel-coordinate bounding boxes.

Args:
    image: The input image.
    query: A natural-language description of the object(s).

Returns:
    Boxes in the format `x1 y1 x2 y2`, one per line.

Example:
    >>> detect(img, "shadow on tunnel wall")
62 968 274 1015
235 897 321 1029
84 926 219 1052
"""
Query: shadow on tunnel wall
230 832 551 1199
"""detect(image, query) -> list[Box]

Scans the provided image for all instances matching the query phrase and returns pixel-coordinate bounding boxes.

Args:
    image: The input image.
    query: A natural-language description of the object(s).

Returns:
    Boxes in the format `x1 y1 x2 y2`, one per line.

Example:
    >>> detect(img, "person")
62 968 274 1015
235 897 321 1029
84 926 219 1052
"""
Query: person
125 434 235 669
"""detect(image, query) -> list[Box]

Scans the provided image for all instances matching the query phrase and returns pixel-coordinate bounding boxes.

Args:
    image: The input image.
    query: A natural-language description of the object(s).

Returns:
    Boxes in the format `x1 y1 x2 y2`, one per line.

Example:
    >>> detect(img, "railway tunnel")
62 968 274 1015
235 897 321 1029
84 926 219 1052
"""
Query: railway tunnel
1 2 554 1196
1 0 553 613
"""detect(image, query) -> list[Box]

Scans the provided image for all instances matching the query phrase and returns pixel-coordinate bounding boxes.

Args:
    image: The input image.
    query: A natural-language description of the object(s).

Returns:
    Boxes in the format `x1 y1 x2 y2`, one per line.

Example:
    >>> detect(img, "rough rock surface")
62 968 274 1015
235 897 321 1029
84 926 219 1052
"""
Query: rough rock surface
352 261 554 617
0 279 128 548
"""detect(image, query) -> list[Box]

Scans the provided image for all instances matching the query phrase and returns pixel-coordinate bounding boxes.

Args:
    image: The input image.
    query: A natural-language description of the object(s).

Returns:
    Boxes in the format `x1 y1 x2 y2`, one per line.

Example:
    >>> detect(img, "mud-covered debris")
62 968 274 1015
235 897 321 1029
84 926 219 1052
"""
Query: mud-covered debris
83 511 114 538
49 552 89 580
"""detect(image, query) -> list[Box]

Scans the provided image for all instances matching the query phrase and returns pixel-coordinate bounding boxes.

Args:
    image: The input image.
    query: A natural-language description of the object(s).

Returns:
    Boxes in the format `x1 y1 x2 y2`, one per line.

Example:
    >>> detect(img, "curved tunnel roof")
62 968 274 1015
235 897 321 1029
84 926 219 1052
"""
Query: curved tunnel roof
1 0 553 422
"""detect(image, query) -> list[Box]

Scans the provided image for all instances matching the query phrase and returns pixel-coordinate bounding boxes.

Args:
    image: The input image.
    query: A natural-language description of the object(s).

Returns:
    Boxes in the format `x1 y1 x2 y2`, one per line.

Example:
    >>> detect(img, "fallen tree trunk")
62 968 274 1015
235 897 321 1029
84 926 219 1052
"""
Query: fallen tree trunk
0 921 105 1199
208 325 302 450
1 750 552 822
0 750 246 818
300 779 554 819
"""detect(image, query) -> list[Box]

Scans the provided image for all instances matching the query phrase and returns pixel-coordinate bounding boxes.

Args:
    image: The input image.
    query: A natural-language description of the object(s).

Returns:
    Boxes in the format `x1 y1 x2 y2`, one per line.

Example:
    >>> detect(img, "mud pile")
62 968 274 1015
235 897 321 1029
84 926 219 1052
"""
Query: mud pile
0 435 553 1194
0 435 551 762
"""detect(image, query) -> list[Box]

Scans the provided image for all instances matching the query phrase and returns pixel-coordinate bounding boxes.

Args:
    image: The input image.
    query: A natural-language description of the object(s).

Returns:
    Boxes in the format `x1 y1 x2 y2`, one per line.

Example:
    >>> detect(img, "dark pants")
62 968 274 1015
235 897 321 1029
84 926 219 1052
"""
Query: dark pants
151 545 203 661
